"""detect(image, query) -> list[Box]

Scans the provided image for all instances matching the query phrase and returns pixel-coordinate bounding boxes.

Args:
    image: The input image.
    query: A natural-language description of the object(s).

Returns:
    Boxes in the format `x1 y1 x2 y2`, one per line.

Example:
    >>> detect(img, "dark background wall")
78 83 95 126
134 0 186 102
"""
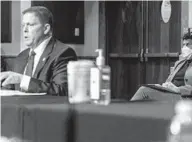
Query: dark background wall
31 1 84 44
1 1 12 43
1 1 99 57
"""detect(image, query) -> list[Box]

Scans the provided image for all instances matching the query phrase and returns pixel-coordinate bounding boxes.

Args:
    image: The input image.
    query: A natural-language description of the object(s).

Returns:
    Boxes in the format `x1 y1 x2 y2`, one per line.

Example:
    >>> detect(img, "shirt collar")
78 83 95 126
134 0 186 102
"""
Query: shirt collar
30 36 52 55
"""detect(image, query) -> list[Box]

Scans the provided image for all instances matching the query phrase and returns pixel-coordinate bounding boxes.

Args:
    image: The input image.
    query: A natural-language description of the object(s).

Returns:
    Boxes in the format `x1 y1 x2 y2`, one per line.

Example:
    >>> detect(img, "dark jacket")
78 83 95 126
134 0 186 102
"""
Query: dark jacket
166 54 192 96
14 38 77 96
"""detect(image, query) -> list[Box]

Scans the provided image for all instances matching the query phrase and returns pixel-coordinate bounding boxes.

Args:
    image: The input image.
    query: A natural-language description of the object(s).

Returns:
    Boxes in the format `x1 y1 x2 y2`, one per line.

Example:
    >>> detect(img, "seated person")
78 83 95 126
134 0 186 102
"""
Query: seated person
0 6 77 96
130 31 192 101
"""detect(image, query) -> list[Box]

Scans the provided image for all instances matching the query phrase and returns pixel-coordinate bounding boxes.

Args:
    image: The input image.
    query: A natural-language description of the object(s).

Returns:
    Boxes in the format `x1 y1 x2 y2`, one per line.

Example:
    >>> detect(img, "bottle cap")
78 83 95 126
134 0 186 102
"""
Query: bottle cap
96 49 105 66
68 60 94 71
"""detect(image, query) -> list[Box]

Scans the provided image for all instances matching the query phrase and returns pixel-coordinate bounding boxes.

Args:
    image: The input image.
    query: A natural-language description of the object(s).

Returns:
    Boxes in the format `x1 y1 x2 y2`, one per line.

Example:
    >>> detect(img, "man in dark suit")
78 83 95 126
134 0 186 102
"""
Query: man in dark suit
130 31 192 101
0 6 77 96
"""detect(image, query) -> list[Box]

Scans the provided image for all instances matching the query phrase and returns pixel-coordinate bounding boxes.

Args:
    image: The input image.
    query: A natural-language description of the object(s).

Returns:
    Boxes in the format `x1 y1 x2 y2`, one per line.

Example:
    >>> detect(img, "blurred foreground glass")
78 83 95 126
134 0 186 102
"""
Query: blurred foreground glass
67 60 95 104
167 100 192 142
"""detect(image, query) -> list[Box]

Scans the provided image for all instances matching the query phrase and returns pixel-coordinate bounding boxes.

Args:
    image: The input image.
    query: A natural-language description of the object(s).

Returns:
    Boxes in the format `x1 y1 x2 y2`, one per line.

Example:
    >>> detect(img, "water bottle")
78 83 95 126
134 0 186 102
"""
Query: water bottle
90 49 111 105
67 60 95 103
167 100 192 142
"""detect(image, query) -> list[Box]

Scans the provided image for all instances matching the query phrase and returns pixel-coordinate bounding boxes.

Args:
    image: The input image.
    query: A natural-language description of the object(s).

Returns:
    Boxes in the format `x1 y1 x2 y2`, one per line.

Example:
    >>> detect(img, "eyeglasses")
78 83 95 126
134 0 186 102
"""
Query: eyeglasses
183 42 192 47
183 43 190 46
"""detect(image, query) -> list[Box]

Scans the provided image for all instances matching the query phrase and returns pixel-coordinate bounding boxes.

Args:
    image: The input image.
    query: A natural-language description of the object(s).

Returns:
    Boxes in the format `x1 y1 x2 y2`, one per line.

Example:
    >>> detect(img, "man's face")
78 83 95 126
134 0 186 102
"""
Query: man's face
22 12 45 48
183 39 192 49
181 39 192 57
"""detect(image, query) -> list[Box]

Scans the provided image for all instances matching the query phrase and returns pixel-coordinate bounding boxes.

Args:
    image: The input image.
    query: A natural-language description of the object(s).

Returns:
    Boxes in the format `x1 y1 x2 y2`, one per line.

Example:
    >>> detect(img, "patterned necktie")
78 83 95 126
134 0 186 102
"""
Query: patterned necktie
25 50 36 77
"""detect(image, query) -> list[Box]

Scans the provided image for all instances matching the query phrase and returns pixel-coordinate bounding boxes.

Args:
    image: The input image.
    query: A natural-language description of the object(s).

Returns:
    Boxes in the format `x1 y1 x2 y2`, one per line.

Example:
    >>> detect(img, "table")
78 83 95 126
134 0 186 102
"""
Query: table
1 96 176 142
1 96 70 142
75 101 175 142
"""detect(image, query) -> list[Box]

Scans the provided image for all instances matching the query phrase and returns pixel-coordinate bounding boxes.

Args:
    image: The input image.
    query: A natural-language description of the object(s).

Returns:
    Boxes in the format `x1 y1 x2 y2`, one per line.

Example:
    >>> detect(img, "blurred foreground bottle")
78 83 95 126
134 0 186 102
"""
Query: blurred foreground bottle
167 100 192 142
68 60 95 104
90 49 111 105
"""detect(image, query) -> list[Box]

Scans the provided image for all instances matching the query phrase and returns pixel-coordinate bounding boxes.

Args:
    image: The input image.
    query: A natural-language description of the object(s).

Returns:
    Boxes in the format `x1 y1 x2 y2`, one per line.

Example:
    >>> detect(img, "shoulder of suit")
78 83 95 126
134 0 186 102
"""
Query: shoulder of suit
54 39 76 53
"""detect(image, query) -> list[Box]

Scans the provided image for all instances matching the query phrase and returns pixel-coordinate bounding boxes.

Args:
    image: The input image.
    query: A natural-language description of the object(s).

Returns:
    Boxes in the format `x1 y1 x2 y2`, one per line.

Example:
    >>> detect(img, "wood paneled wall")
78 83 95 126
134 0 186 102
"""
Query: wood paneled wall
145 1 181 84
106 1 144 99
105 1 181 99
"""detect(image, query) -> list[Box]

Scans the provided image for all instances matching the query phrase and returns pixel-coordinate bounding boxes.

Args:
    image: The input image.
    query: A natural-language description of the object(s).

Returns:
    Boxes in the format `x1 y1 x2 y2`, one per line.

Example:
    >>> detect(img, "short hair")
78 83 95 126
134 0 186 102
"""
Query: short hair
183 28 192 40
22 6 54 31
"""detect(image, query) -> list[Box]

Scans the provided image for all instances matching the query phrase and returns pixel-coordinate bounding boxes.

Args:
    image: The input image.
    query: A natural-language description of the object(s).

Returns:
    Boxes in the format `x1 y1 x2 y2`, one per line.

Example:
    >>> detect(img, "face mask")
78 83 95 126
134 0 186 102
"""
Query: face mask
181 45 192 58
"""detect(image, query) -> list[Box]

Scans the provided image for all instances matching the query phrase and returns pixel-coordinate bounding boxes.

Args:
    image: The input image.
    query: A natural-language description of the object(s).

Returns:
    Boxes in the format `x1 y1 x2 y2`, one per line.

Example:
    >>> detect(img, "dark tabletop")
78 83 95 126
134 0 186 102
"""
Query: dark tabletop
1 96 176 142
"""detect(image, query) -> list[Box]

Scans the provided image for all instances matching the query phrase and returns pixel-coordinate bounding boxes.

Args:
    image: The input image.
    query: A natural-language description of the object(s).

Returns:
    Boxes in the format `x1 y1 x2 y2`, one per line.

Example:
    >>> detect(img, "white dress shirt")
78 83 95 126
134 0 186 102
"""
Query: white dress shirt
20 36 52 91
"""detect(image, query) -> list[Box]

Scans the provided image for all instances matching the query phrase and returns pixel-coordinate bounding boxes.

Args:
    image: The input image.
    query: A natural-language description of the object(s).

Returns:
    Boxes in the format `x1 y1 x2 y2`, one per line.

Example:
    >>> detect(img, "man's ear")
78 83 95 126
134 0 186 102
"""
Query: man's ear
44 24 51 35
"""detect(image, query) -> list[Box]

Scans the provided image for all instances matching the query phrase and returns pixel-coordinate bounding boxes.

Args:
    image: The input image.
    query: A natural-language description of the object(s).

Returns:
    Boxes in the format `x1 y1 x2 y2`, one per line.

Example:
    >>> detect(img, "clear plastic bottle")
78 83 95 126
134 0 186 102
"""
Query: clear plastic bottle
167 100 192 142
68 60 95 104
90 49 111 105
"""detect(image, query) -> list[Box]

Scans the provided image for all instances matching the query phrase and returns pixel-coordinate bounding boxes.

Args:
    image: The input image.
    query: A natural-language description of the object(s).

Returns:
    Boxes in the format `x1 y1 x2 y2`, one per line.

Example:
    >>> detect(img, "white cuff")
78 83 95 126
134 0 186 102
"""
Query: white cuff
20 75 31 91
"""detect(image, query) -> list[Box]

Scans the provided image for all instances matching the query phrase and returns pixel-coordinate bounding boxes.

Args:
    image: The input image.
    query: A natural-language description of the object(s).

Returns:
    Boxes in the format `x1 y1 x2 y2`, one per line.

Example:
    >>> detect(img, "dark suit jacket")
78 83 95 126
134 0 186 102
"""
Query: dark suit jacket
14 38 77 96
166 54 192 96
166 54 192 82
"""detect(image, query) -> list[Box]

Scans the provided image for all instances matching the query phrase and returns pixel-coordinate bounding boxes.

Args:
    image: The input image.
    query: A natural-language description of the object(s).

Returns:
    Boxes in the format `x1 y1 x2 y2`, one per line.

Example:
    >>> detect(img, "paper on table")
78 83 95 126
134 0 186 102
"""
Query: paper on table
0 89 46 96
143 84 180 94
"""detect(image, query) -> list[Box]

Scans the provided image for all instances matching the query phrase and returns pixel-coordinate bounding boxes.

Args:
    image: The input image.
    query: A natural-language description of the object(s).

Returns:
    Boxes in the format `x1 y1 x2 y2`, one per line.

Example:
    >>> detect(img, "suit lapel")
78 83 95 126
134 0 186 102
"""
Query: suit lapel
167 54 192 82
187 53 192 61
15 49 30 74
33 38 56 78
169 60 186 81
174 58 185 69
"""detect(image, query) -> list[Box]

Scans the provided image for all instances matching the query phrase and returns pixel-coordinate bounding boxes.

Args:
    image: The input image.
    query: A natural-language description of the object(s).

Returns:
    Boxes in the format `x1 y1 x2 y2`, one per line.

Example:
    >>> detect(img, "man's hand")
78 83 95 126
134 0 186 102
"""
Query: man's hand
0 71 23 87
162 82 180 93
179 85 192 96
162 82 170 88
